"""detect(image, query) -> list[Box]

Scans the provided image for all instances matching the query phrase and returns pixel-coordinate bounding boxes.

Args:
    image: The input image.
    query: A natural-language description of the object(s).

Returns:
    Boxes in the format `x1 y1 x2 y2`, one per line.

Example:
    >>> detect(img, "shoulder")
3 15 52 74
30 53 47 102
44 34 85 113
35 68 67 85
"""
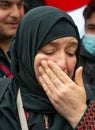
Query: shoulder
0 78 21 130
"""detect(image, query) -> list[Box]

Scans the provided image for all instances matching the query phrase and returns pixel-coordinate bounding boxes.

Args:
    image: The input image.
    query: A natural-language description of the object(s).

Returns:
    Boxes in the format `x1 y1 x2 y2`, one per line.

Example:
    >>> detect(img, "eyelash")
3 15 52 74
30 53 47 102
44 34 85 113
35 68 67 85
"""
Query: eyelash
67 52 76 57
43 50 76 57
44 50 55 55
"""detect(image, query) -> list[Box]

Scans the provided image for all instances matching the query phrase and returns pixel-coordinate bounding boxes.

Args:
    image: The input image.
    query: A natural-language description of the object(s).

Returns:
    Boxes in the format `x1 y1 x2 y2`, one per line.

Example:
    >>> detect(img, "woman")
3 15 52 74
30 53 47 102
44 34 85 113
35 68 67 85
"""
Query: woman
0 6 94 130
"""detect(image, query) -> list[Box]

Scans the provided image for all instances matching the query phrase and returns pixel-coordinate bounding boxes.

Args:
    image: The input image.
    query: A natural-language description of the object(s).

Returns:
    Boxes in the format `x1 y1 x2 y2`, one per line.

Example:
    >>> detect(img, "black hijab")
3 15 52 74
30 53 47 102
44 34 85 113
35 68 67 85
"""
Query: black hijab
10 6 80 130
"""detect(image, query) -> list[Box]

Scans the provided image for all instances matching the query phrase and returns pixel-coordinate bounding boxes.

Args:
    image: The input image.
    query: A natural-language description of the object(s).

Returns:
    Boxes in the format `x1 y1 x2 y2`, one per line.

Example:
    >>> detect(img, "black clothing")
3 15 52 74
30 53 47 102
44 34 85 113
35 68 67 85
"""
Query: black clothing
78 42 95 86
0 78 21 130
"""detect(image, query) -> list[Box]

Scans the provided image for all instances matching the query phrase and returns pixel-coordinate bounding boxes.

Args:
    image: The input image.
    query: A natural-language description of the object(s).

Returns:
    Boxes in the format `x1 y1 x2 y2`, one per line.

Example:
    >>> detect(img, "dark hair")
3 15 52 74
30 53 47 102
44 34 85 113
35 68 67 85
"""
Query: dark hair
83 0 95 20
24 0 46 13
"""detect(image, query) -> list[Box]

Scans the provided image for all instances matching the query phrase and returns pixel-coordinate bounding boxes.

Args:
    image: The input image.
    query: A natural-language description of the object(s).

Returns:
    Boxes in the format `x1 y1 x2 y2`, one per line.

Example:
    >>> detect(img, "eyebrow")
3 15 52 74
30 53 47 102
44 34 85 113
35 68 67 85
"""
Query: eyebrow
49 40 78 47
68 41 78 46
87 24 95 27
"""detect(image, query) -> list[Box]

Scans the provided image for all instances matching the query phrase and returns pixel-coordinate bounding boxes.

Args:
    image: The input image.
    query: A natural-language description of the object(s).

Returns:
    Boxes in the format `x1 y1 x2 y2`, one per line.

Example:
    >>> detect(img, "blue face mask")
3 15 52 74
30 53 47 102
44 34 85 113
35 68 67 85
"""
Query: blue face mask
82 34 95 56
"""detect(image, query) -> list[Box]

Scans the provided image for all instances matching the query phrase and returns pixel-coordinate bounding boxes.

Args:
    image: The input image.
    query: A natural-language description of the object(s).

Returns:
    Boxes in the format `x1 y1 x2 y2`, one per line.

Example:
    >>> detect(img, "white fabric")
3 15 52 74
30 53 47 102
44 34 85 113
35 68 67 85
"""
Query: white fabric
17 89 29 130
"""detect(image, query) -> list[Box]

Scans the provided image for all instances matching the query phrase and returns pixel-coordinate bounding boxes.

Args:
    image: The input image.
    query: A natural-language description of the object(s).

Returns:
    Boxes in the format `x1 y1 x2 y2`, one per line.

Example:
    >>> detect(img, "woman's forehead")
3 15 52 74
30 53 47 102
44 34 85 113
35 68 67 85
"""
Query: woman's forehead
41 37 78 49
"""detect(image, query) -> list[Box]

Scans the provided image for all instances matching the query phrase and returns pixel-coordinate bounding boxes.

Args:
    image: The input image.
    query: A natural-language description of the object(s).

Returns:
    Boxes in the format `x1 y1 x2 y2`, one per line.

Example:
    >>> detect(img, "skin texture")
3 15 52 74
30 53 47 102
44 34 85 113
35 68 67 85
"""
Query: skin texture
34 36 87 128
0 0 24 52
85 12 95 34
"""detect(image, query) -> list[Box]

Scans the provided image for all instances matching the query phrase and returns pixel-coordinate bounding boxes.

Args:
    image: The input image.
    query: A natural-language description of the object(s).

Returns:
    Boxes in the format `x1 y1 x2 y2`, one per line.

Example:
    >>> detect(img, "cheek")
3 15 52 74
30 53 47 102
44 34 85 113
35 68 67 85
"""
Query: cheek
20 10 24 18
0 14 6 22
34 54 49 82
67 58 77 78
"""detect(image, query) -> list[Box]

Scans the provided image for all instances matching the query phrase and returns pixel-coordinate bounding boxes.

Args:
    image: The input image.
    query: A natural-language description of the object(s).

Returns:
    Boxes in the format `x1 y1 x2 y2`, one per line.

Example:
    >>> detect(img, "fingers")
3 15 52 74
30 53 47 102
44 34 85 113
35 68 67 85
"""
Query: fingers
43 60 73 84
38 60 77 95
74 66 84 87
38 60 64 92
39 65 56 92
38 64 60 102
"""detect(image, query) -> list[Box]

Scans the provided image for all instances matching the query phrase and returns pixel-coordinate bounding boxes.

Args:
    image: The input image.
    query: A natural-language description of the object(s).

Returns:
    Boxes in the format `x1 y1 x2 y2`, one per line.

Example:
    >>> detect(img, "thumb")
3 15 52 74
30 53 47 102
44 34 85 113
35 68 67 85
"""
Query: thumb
74 66 84 87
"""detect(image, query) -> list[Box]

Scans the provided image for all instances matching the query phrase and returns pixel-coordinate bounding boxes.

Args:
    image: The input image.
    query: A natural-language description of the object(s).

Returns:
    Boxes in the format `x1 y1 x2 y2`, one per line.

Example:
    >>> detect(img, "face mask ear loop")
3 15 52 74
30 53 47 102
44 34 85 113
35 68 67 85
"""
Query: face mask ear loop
17 88 29 130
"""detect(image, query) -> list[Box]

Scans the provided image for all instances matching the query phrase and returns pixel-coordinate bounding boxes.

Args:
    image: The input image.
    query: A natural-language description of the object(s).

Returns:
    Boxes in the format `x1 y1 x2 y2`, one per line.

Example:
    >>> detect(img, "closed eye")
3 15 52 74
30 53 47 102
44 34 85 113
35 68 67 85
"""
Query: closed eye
67 52 76 57
43 50 55 55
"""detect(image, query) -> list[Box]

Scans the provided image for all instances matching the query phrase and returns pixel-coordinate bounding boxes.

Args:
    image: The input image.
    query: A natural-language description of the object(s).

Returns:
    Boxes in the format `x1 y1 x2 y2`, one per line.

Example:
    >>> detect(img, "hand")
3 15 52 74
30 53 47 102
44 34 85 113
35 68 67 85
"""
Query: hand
38 60 87 128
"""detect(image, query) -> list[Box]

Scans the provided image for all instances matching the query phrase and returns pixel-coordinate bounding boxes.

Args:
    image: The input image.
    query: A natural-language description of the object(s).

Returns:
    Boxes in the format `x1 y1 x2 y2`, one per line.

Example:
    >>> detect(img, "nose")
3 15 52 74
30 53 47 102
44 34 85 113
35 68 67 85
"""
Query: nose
10 6 21 18
54 52 67 71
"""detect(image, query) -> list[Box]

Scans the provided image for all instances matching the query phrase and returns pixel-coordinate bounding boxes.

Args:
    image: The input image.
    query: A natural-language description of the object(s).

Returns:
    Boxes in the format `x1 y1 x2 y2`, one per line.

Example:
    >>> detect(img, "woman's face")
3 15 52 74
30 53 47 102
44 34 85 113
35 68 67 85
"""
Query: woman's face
34 36 78 83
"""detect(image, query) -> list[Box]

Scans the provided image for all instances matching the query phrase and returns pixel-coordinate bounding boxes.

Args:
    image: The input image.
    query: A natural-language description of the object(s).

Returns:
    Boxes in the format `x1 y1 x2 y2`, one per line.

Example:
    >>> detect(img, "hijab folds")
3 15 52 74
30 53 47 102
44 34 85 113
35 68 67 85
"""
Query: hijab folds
10 6 80 130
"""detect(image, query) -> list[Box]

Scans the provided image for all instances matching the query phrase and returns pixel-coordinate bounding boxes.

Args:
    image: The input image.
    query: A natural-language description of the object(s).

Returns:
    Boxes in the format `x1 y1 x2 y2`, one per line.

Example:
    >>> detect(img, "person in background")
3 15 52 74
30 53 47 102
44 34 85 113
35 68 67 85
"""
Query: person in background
0 6 95 130
78 0 95 88
0 0 24 78
24 0 46 13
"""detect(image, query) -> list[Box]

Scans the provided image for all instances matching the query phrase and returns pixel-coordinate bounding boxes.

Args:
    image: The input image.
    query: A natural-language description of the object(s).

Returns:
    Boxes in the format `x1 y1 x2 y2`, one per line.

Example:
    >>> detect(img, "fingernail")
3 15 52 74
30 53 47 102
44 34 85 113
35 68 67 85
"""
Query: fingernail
38 66 43 72
41 60 47 66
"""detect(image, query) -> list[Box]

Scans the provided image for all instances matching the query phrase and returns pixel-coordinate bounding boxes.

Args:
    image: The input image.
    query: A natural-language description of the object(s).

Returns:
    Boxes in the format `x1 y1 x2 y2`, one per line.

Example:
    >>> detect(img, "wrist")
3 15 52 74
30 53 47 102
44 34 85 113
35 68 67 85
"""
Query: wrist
69 104 87 128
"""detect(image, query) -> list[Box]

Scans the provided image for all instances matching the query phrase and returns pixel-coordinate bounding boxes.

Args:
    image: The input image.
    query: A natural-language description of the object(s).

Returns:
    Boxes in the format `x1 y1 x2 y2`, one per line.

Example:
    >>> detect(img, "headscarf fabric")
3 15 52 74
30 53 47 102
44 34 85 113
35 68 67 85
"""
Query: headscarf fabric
10 6 80 130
